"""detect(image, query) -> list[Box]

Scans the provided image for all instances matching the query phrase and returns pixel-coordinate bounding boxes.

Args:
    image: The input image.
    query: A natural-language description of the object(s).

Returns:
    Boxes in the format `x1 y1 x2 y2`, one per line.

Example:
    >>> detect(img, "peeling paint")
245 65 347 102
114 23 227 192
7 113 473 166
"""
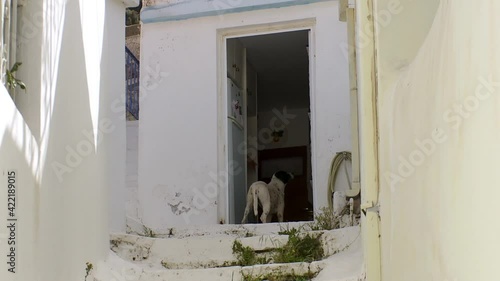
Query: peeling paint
168 201 192 215
164 190 194 215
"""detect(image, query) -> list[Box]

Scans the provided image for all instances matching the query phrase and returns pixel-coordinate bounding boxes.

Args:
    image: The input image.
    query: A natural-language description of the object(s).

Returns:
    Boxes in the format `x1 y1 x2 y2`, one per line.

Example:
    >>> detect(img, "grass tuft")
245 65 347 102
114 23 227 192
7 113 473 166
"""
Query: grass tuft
273 231 323 263
242 270 317 281
232 228 324 266
232 240 270 266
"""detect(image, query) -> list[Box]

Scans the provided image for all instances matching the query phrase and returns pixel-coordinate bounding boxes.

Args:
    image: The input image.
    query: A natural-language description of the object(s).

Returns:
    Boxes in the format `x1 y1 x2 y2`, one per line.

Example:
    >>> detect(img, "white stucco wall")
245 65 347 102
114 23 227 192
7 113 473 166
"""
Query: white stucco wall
0 0 132 280
126 121 140 222
139 1 350 230
375 0 500 280
0 88 39 281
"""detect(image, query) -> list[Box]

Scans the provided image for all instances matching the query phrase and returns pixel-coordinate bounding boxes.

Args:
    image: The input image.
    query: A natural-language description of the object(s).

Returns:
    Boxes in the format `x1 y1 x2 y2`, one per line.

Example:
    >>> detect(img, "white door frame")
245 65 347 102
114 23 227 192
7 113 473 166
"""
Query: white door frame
216 19 317 224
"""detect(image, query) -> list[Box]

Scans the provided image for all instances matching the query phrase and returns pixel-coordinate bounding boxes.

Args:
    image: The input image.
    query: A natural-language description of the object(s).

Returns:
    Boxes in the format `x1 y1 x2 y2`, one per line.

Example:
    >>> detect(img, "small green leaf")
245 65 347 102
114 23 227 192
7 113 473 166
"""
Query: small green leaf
18 81 26 90
10 62 22 73
8 79 16 90
5 62 27 91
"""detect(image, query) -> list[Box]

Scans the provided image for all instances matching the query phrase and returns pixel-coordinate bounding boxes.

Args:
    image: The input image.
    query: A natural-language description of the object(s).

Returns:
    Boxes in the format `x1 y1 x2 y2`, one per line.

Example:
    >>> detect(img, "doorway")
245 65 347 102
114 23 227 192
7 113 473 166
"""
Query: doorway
225 30 313 224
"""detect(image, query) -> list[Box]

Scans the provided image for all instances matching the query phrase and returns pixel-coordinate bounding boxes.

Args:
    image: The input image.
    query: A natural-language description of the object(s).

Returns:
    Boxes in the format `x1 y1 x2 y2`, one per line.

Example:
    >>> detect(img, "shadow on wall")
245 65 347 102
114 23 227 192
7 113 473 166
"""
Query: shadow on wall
0 86 38 281
0 0 126 280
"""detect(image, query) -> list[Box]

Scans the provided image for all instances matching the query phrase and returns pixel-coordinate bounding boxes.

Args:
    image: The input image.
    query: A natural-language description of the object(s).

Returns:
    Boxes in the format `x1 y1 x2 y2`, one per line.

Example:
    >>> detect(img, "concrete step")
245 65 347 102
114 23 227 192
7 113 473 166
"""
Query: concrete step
110 226 360 269
91 253 328 281
91 225 364 281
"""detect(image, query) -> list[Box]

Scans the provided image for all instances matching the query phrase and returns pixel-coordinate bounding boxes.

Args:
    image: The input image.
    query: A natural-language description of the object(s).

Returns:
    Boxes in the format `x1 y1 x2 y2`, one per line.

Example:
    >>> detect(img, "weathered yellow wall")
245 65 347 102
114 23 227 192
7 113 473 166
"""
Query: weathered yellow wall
376 1 500 280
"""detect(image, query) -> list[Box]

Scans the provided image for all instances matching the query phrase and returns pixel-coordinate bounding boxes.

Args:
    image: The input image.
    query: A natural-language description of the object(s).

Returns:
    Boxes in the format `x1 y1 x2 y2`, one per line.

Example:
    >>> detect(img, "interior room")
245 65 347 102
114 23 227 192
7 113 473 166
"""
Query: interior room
227 30 313 223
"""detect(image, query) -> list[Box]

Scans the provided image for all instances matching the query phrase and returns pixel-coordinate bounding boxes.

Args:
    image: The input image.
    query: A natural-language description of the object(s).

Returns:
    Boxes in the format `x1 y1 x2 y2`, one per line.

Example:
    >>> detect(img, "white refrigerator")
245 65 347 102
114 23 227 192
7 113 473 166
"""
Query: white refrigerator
227 78 246 224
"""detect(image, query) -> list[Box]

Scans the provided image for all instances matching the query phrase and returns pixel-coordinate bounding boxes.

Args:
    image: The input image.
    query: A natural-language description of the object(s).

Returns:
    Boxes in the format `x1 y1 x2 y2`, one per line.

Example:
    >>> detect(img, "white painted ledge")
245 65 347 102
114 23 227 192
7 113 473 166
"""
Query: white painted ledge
142 0 335 23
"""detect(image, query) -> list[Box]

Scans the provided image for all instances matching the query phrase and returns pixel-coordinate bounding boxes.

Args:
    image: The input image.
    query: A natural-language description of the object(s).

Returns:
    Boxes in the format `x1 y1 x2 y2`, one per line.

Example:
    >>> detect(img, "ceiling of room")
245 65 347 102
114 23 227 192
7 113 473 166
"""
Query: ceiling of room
238 30 310 112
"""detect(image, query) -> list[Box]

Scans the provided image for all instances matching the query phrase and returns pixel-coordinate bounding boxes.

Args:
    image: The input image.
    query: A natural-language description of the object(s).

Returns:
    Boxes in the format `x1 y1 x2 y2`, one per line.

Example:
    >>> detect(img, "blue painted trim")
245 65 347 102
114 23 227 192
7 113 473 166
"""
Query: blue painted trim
142 0 334 23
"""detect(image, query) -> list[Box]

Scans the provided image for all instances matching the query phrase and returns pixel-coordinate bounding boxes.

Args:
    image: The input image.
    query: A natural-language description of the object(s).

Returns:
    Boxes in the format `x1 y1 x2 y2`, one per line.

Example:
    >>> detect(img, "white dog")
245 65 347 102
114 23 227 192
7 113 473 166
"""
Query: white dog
241 171 294 224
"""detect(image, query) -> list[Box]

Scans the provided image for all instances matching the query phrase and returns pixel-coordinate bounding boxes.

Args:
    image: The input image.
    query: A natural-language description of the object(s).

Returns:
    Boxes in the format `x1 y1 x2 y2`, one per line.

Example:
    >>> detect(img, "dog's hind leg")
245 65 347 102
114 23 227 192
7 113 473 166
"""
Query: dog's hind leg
241 204 252 224
241 191 253 224
241 209 249 224
260 198 271 224
252 186 259 218
260 204 272 223
277 203 285 222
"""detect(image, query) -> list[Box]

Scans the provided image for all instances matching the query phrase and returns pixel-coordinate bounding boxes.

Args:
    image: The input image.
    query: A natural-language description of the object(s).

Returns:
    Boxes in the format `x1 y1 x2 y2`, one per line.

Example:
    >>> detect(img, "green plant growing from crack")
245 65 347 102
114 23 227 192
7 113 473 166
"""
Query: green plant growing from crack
273 231 323 263
232 229 324 266
142 225 156 238
232 240 271 266
242 269 317 281
6 62 26 92
84 262 93 281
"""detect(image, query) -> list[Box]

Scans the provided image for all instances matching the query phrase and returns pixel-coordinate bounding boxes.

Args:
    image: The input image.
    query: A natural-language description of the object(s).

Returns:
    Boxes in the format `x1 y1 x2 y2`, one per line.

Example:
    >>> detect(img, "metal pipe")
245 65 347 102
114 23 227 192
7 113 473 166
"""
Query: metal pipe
355 0 382 280
349 197 354 226
346 4 361 199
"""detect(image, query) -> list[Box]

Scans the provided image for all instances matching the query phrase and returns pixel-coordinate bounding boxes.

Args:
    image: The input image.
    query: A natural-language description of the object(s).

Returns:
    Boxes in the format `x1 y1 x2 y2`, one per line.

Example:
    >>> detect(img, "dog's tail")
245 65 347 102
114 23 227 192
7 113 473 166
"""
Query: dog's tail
253 187 259 217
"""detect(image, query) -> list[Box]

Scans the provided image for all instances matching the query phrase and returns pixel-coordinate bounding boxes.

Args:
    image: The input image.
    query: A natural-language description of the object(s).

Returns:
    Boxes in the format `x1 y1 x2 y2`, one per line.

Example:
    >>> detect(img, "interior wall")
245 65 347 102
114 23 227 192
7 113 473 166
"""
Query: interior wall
376 1 500 280
246 63 258 186
257 107 310 150
257 107 313 204
139 0 350 230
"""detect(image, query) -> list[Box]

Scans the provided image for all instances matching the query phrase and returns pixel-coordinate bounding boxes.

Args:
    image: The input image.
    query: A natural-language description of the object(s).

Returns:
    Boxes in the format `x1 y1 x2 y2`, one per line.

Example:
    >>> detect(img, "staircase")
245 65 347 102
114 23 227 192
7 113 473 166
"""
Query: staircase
90 223 365 281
